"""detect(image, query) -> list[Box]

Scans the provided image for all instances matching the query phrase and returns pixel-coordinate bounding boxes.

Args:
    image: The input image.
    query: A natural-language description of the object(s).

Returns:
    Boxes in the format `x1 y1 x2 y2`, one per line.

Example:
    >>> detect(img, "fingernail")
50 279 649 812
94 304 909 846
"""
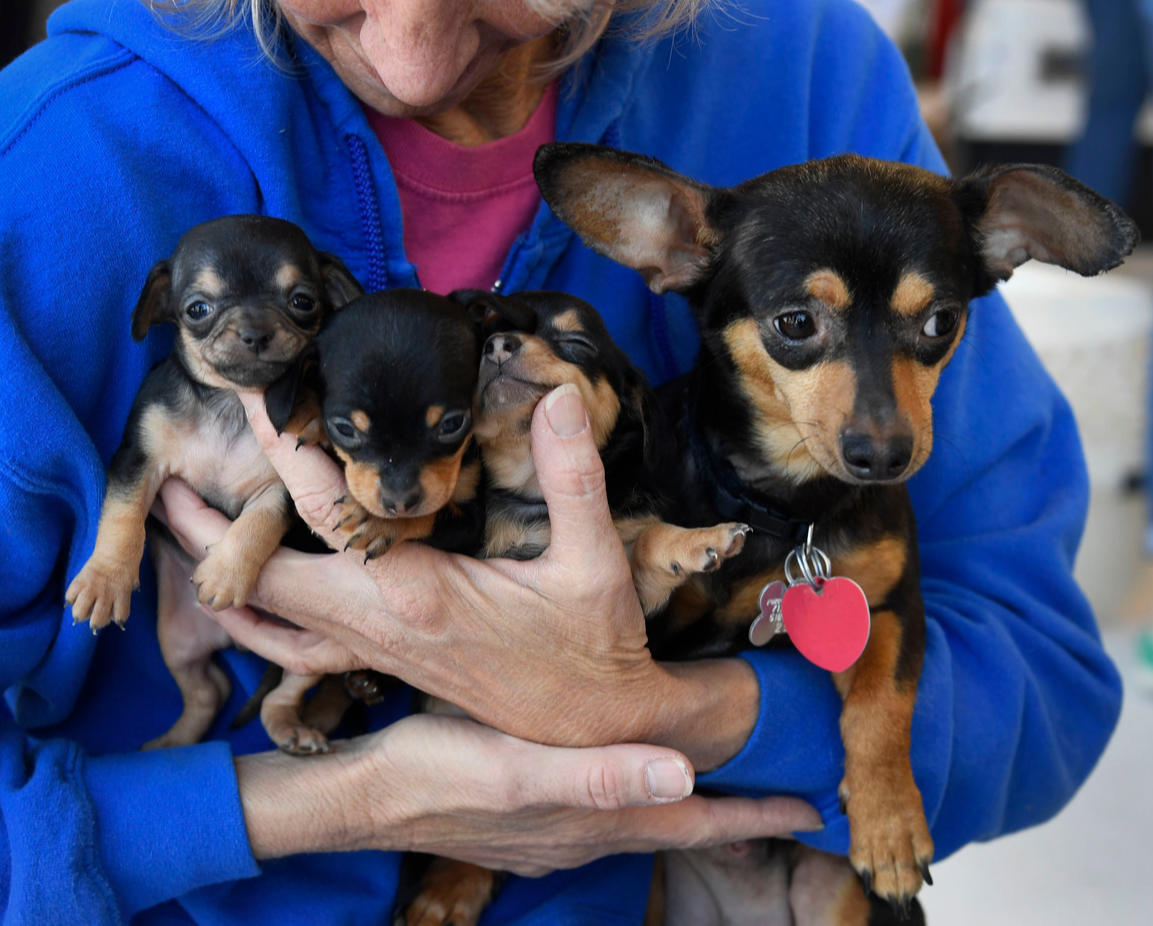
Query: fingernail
794 819 825 833
645 757 693 802
544 383 588 438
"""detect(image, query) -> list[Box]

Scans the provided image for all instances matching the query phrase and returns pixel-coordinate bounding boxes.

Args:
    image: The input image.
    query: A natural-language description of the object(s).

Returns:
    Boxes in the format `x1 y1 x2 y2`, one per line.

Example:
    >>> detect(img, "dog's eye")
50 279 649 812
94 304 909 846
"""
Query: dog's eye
922 308 960 339
185 301 212 322
774 311 816 340
558 335 597 360
326 416 363 447
437 410 471 441
291 294 318 314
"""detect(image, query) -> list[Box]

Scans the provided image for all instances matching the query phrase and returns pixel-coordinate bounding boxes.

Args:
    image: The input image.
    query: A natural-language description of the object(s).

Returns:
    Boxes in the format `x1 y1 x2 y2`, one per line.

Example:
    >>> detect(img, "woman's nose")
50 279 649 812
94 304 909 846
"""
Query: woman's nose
358 0 477 107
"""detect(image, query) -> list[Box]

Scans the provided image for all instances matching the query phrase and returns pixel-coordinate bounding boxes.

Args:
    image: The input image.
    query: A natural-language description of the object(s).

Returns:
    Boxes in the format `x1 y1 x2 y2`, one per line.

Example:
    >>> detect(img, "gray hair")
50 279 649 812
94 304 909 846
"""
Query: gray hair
146 1 717 70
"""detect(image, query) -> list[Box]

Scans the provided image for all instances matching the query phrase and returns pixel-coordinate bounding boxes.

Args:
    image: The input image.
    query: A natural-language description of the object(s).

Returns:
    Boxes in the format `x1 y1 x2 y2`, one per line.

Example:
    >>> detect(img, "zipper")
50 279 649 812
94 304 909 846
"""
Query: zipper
345 134 389 293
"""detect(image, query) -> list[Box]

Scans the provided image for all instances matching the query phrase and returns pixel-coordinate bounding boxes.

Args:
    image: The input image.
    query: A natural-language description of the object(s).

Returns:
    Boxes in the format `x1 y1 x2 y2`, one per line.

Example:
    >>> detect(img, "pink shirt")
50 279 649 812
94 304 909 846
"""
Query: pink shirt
365 81 559 295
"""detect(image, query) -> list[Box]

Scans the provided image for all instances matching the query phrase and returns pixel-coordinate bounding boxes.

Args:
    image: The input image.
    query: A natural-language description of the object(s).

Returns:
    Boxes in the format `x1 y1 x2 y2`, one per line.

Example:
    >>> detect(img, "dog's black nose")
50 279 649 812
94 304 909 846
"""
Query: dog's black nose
841 430 914 481
484 333 522 364
238 326 274 354
381 487 423 516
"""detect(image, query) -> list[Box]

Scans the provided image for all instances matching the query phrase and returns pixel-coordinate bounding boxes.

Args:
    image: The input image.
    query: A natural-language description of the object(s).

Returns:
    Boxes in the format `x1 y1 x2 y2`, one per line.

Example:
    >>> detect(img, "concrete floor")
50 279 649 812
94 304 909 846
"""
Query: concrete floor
922 631 1153 926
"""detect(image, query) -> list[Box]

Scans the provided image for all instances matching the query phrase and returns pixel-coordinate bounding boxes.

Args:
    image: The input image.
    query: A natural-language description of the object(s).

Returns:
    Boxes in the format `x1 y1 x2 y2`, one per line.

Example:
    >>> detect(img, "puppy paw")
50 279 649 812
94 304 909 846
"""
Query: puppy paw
669 522 750 577
66 558 138 632
191 549 259 612
842 775 934 914
265 716 331 756
337 501 400 561
290 416 325 449
400 859 498 926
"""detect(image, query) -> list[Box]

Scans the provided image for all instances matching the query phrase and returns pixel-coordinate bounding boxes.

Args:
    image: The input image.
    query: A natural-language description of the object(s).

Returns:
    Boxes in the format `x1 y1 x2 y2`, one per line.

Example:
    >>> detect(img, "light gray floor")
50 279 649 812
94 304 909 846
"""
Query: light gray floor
921 631 1153 926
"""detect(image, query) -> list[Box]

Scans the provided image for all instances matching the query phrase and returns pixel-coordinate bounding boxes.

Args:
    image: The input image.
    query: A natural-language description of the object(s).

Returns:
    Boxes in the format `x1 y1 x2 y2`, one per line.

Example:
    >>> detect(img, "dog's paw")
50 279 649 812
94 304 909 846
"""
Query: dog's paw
65 558 138 632
669 522 750 577
842 776 934 916
337 501 400 561
265 716 332 756
289 416 325 449
191 549 259 612
399 860 498 926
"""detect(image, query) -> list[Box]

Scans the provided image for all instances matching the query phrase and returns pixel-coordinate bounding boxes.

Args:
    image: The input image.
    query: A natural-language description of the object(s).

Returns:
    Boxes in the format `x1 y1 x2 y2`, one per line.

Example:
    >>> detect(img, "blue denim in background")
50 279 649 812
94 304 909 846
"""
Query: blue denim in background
1064 0 1153 204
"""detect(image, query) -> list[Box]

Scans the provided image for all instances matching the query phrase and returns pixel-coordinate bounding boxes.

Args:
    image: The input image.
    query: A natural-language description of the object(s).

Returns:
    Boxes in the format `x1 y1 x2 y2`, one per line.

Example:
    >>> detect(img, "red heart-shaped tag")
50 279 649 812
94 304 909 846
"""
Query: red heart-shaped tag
781 576 870 673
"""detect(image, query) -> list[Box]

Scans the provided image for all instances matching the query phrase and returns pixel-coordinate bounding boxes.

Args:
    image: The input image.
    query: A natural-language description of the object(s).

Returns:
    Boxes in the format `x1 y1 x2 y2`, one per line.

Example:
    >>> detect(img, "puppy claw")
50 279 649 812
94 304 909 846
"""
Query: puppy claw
919 862 933 887
703 548 720 571
334 494 347 506
859 868 872 898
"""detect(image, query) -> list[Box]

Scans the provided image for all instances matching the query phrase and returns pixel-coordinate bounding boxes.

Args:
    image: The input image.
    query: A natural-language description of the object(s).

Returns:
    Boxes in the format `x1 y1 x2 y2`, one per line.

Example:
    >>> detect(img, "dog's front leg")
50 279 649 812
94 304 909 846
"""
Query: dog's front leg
832 603 932 915
66 444 164 631
626 520 750 617
191 483 293 610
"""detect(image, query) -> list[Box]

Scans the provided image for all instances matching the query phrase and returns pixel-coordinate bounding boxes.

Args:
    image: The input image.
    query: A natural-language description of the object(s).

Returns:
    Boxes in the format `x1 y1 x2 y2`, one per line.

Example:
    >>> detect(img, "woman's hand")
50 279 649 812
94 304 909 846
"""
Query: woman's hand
157 385 760 769
236 713 823 866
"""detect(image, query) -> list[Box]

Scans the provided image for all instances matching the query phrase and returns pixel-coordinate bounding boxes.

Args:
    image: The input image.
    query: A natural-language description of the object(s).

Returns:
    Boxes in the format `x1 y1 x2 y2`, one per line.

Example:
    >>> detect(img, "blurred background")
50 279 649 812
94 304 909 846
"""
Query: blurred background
5 1 1150 922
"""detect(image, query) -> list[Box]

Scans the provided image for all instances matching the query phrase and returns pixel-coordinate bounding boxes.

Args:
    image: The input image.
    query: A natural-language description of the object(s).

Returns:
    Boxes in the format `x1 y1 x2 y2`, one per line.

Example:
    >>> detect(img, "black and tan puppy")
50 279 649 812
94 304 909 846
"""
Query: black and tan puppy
266 288 537 558
463 288 749 614
396 289 750 926
535 144 1138 921
263 289 539 750
66 214 362 750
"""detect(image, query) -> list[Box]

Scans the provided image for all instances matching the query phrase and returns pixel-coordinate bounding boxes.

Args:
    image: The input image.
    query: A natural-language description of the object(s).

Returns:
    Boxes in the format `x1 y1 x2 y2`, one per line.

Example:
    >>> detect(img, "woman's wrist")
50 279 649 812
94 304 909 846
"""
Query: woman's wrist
638 658 760 773
235 743 376 859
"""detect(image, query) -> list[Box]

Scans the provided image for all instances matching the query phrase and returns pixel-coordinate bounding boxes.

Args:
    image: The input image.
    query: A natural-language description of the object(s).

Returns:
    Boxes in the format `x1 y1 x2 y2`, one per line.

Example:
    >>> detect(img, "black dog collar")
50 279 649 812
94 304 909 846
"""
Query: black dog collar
687 418 811 545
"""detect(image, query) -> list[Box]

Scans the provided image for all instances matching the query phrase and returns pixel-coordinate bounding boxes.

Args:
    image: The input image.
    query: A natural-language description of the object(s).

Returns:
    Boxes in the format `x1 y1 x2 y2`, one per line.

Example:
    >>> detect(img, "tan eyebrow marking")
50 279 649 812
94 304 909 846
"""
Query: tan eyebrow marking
191 269 226 299
804 269 851 311
275 264 304 292
351 410 371 431
892 272 934 317
551 309 583 332
425 405 444 429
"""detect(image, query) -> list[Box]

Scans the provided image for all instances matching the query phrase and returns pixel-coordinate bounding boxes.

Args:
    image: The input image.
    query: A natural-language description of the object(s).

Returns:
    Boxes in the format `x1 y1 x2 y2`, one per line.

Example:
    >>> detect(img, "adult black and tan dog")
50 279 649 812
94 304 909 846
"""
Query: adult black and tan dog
534 143 1138 921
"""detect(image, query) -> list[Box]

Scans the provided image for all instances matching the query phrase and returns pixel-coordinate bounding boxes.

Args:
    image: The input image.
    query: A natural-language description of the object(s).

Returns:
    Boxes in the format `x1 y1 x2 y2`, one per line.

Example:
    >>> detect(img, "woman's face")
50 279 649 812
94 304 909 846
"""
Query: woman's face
276 0 580 117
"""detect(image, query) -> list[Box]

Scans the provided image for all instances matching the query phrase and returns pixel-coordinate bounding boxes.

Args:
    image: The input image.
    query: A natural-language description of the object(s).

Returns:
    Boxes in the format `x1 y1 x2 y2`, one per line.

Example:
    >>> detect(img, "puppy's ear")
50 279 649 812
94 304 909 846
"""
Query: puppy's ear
448 289 538 337
534 143 720 294
130 260 173 341
318 252 365 309
265 347 316 435
956 164 1140 286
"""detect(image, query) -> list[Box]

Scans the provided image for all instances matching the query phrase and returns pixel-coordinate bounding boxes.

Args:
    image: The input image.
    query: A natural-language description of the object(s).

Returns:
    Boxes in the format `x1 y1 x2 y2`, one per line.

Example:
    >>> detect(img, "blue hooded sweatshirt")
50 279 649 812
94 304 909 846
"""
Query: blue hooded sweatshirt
0 0 1122 923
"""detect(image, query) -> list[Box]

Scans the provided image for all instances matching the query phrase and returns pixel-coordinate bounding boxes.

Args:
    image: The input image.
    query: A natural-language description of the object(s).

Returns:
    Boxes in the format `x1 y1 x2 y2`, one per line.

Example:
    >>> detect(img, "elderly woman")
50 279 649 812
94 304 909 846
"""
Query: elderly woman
0 0 1121 922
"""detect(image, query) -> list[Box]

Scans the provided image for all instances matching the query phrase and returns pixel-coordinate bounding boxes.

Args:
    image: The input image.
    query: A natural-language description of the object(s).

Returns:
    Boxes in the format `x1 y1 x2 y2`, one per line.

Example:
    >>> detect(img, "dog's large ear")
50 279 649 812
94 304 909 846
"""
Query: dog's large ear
957 164 1140 285
534 143 720 295
130 260 173 341
448 289 538 338
265 346 317 435
318 252 365 309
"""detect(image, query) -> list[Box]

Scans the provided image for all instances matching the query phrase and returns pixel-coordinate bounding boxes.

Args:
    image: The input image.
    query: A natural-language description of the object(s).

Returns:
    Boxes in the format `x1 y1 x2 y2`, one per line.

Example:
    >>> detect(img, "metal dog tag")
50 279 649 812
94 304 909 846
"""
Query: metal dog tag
749 580 787 646
778 532 871 672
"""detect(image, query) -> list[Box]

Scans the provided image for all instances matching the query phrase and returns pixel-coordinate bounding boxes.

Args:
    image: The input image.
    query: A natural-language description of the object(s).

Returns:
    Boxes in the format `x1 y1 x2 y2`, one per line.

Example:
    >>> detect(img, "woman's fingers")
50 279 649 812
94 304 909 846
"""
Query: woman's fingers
154 478 230 557
529 385 629 581
499 737 697 812
206 603 360 675
237 390 349 540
